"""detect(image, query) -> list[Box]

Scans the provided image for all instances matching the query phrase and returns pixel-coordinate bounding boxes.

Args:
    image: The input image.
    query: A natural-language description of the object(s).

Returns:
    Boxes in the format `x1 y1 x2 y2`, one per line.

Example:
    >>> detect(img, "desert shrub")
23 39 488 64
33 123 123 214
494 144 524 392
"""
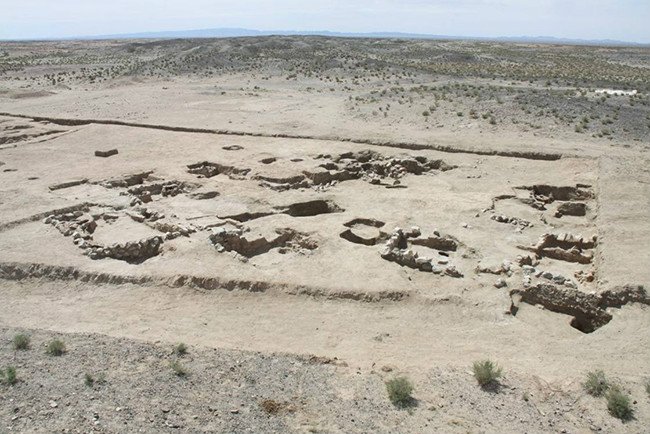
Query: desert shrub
174 343 188 356
12 334 30 350
45 339 66 356
0 366 17 385
170 360 188 377
386 376 414 406
606 387 633 420
472 360 502 387
583 370 609 397
645 379 650 397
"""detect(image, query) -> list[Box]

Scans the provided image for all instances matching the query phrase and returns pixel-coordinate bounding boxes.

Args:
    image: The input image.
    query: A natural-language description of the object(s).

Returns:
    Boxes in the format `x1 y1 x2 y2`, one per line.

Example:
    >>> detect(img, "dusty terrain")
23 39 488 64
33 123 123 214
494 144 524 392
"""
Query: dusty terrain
0 37 649 433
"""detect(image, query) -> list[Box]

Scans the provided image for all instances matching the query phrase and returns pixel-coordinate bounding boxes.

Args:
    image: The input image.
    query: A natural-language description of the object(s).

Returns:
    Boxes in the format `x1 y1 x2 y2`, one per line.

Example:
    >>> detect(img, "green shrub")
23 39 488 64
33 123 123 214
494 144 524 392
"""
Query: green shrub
386 376 414 407
170 360 188 377
583 370 609 397
606 387 633 420
472 360 502 387
12 334 30 350
174 343 188 356
645 379 650 397
84 373 94 387
0 366 17 385
45 339 66 356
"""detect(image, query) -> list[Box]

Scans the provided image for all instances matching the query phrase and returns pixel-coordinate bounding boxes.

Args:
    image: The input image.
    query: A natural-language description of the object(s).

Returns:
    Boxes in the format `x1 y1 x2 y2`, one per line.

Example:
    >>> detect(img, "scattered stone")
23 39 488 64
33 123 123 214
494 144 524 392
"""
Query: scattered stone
494 278 507 288
491 214 532 229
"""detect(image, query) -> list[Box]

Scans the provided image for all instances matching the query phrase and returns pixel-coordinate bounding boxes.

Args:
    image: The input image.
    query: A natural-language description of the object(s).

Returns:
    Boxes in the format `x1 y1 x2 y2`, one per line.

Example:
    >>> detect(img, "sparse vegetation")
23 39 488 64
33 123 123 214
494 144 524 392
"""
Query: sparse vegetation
606 387 633 421
583 370 609 397
83 373 105 387
45 339 66 356
84 373 94 387
472 360 502 387
0 366 17 385
12 333 30 350
174 343 188 356
386 376 414 407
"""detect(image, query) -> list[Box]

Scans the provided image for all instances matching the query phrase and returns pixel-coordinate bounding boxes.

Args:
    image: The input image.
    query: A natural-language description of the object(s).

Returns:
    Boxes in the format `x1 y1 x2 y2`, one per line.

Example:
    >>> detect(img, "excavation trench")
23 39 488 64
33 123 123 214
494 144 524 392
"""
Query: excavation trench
221 200 344 222
510 283 649 333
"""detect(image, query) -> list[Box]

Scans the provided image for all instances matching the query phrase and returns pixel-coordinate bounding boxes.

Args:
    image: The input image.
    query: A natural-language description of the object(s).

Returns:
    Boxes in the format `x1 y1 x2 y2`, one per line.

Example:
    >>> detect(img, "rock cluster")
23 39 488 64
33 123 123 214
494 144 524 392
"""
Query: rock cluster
85 236 163 261
44 210 164 262
521 265 578 289
490 214 532 229
379 227 463 277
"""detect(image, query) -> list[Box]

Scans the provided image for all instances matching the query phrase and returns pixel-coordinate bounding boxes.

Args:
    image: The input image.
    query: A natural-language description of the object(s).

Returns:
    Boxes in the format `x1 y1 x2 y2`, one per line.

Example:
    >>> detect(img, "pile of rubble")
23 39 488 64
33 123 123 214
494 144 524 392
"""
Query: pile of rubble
379 227 463 277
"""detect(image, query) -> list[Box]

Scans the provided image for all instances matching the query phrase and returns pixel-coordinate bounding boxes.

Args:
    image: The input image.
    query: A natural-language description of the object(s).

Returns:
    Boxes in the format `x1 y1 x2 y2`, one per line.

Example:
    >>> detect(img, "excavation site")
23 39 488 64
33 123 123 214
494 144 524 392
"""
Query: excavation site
0 35 649 434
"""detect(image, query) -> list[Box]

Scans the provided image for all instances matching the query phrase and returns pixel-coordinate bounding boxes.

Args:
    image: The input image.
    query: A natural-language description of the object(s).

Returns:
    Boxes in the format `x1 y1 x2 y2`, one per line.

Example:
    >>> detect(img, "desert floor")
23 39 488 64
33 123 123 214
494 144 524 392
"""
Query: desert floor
0 37 649 433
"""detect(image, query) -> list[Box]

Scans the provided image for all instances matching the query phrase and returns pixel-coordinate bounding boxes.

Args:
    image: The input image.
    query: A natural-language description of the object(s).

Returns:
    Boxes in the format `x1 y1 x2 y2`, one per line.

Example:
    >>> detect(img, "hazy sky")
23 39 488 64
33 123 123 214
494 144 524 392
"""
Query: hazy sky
1 0 649 42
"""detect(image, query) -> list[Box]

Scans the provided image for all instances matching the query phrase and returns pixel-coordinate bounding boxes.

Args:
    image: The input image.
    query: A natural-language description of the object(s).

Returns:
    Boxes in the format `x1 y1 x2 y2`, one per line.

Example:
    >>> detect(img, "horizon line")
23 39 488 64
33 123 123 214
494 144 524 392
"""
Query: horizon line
1 27 648 46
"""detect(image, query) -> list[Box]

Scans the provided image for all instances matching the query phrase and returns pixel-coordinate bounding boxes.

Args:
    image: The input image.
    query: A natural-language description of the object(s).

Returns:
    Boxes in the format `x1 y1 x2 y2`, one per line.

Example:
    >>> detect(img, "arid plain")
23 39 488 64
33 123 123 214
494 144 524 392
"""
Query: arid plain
0 37 649 433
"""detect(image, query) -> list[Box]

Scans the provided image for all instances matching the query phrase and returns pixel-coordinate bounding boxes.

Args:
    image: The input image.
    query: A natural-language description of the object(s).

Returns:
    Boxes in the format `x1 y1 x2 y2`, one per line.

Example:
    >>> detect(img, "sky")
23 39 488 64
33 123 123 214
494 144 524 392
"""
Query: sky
1 0 649 43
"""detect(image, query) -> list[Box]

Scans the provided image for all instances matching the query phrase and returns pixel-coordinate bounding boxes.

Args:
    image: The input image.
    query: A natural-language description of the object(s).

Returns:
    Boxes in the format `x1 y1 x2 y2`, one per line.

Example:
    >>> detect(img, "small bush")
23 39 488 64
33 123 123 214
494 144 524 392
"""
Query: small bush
12 334 30 350
84 373 95 387
45 339 66 356
174 343 188 356
170 360 188 377
645 379 650 397
606 387 633 421
472 360 502 387
386 376 414 407
583 370 609 397
0 366 17 385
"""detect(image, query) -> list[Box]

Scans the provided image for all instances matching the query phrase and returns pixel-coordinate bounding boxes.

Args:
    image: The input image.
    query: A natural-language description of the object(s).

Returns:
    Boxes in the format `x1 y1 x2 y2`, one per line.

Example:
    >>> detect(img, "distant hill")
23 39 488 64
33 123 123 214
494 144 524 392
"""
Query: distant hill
20 28 650 46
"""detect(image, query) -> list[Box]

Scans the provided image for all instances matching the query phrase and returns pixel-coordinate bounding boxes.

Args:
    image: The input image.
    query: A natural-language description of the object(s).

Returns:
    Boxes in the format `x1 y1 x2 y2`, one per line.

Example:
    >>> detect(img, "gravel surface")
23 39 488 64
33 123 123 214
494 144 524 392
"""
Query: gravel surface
1 327 648 433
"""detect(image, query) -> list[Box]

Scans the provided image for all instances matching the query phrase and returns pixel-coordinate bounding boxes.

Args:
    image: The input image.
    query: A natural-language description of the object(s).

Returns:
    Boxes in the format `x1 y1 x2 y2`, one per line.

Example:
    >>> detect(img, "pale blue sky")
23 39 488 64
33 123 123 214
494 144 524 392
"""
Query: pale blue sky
1 0 648 42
